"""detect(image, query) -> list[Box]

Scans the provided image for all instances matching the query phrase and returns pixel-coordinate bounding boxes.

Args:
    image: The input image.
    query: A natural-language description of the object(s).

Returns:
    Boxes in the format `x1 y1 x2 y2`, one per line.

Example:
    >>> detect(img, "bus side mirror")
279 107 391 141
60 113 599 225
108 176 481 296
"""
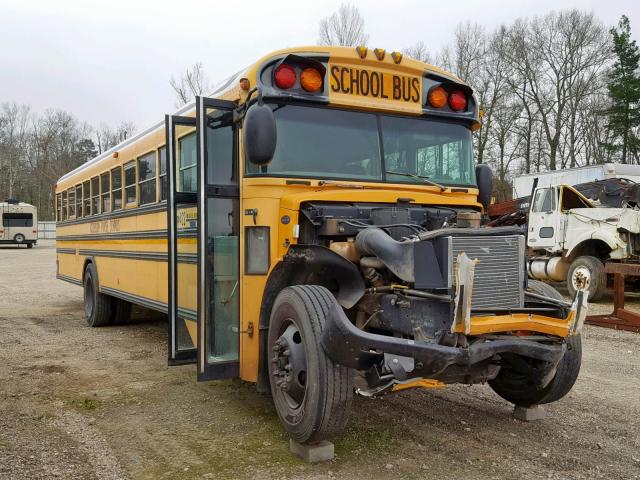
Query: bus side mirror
475 163 493 211
243 101 277 166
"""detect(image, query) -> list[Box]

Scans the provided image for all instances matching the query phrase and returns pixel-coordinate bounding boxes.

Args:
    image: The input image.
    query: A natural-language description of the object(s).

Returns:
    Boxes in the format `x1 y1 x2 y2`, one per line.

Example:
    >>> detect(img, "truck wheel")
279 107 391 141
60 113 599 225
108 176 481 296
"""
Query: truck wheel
567 256 606 302
14 234 25 244
83 263 112 327
27 243 33 249
268 285 353 444
111 298 132 325
490 280 582 406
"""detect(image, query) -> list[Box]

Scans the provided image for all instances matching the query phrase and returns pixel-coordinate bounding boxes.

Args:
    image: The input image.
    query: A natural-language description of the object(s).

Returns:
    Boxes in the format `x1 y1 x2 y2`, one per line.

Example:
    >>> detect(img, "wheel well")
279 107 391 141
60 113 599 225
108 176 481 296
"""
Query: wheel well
82 257 96 284
255 245 365 392
567 240 611 262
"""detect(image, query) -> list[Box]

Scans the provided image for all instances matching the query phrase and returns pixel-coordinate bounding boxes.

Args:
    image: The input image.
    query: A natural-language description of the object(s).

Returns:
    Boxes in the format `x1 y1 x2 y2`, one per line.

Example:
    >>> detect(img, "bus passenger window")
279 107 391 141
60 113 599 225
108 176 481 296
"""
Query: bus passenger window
82 180 90 216
91 176 100 215
159 147 167 201
124 161 137 205
138 152 156 205
111 167 122 210
101 173 110 213
56 193 62 221
61 191 67 221
68 187 76 218
76 184 83 218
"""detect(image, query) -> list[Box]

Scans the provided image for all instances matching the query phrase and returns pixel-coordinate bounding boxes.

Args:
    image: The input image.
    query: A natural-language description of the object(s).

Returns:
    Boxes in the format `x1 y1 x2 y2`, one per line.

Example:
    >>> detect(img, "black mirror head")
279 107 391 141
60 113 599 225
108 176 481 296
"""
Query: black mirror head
475 163 493 211
244 102 277 166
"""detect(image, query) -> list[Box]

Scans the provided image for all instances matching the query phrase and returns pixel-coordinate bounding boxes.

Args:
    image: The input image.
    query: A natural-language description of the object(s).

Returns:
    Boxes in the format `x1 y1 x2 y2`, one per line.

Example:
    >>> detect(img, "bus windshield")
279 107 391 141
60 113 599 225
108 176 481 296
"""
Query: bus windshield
246 104 476 187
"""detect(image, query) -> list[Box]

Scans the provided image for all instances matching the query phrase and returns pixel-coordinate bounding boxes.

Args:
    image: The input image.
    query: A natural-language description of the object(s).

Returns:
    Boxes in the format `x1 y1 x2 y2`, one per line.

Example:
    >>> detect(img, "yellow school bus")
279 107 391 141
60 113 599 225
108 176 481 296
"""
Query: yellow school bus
56 46 587 446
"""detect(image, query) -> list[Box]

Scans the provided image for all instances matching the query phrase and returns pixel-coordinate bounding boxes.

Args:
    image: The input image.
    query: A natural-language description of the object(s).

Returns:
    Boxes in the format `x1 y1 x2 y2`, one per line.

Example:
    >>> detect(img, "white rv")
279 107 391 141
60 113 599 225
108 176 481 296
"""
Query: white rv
0 201 38 248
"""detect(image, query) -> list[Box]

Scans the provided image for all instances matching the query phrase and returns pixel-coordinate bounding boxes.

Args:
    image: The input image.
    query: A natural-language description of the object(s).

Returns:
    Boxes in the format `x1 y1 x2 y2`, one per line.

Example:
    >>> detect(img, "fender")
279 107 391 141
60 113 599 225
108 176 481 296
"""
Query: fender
256 244 365 392
565 230 620 259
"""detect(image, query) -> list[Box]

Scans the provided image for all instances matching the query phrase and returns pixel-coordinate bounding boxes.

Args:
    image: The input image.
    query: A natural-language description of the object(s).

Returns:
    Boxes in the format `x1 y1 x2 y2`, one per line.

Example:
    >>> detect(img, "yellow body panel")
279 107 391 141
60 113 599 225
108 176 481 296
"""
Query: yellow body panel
56 45 572 385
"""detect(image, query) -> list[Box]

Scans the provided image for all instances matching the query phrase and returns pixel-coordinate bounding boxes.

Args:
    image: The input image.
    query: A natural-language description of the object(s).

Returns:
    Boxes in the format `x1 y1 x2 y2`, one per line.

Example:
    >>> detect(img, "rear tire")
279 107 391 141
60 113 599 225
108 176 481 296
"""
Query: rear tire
489 279 582 407
268 285 353 444
83 263 111 327
14 234 25 244
111 298 132 325
27 243 33 249
567 255 606 302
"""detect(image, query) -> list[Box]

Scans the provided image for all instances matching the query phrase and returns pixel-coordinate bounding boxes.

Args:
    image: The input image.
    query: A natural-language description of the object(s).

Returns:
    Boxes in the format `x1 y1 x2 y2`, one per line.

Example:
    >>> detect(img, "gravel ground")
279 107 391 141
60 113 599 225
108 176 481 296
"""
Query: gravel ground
1 240 639 480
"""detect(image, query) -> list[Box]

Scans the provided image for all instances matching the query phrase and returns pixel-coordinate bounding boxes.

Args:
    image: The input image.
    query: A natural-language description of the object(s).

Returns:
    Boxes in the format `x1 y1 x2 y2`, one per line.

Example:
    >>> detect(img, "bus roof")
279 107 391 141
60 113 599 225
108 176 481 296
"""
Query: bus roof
57 45 472 187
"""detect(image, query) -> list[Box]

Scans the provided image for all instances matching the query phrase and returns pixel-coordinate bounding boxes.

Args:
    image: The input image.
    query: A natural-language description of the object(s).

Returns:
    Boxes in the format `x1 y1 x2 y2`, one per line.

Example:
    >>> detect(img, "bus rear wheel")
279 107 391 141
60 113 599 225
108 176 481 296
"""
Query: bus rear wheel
14 234 25 244
268 285 353 445
83 263 112 327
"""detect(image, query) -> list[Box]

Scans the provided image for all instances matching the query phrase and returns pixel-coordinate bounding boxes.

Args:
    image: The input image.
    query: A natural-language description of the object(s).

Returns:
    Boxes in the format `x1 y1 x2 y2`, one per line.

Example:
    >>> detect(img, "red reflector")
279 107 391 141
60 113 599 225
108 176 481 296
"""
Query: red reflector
449 90 467 112
274 64 296 89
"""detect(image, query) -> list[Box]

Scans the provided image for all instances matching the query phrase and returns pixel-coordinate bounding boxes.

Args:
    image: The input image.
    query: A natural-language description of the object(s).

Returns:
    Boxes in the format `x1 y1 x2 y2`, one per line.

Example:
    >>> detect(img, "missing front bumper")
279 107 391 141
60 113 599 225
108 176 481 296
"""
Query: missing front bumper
320 304 566 376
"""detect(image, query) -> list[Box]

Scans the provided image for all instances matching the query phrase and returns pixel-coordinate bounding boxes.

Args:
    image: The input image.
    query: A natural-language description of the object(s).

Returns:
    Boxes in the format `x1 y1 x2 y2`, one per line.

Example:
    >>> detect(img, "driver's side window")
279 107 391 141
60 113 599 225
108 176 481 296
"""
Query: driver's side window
532 187 557 213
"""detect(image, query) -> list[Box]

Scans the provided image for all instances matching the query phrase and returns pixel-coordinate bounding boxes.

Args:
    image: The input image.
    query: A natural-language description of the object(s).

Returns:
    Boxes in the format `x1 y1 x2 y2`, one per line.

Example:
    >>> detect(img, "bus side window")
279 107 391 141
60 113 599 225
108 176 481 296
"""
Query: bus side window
101 172 111 213
68 187 76 219
56 193 62 222
82 180 90 217
76 184 83 218
124 161 137 205
111 166 123 211
61 191 67 221
158 147 167 201
138 151 156 205
91 176 100 215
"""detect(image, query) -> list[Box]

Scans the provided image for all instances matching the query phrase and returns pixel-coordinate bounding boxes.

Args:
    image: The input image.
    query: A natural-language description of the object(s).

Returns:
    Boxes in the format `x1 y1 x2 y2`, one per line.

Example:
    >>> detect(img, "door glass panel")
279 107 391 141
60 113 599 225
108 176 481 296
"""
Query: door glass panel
176 202 198 353
206 197 239 363
179 133 197 193
205 110 235 185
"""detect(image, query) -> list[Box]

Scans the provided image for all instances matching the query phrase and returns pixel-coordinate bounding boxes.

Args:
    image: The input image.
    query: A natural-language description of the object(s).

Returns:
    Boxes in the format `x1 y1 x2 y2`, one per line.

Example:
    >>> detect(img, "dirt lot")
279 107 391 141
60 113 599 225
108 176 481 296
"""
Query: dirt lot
1 240 639 480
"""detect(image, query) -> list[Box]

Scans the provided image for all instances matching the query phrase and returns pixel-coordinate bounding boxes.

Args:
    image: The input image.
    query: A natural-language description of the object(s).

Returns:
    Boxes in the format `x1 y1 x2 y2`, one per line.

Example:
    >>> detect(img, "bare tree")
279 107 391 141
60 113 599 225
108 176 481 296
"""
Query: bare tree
402 41 431 63
95 121 137 154
318 3 369 47
169 62 213 108
505 10 610 170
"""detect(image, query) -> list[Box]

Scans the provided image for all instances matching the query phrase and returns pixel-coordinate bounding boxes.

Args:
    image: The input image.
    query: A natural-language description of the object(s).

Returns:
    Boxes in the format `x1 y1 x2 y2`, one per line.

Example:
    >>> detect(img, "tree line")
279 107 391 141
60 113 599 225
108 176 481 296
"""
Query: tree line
0 104 135 220
318 6 640 201
2 5 638 219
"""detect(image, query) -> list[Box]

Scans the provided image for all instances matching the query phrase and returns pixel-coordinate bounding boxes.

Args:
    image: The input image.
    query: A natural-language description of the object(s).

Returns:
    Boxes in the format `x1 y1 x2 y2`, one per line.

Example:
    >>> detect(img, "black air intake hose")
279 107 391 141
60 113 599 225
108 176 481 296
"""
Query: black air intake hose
355 228 415 282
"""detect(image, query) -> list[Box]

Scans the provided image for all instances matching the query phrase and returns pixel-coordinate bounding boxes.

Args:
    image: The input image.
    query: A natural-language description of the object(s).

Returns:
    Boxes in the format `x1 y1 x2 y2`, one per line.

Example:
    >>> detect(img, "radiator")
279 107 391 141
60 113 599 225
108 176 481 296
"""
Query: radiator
450 234 525 310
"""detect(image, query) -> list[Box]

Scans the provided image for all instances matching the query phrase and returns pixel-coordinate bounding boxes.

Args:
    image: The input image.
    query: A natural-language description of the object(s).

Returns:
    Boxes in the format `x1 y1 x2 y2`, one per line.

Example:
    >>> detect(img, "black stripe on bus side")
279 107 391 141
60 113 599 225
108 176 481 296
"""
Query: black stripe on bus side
57 230 167 241
76 249 197 264
98 285 197 321
56 274 82 286
56 201 167 227
56 229 197 242
56 248 76 255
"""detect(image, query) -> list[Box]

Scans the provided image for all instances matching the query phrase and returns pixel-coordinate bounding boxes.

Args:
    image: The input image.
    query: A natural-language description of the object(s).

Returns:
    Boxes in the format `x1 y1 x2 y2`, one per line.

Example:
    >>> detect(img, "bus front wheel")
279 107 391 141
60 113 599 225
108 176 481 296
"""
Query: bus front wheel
268 285 353 445
83 263 112 327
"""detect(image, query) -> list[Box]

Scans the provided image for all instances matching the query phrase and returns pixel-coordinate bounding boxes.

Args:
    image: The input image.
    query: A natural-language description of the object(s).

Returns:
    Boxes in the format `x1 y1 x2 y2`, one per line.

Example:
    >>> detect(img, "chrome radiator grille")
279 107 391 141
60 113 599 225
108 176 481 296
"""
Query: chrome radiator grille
450 235 525 310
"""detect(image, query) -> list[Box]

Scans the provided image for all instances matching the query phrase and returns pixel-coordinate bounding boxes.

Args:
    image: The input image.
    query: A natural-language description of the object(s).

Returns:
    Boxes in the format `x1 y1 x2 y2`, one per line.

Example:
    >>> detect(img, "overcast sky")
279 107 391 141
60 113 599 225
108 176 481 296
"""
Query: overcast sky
2 0 638 131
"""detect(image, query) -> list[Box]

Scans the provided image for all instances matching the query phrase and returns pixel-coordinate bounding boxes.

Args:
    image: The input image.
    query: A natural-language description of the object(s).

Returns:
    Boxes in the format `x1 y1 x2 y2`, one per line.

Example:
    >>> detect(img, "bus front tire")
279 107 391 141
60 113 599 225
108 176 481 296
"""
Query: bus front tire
83 263 112 327
268 285 353 445
489 280 582 407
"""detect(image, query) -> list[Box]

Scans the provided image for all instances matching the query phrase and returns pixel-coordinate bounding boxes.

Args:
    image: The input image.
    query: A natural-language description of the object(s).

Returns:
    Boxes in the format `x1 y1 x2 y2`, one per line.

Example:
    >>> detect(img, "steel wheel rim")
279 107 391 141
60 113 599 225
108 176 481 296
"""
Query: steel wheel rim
571 266 592 291
271 318 308 410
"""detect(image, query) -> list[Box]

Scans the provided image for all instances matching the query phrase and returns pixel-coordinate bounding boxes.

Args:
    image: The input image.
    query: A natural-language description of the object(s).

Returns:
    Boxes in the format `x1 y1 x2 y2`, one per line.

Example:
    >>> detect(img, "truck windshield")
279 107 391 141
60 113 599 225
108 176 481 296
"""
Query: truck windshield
246 104 476 187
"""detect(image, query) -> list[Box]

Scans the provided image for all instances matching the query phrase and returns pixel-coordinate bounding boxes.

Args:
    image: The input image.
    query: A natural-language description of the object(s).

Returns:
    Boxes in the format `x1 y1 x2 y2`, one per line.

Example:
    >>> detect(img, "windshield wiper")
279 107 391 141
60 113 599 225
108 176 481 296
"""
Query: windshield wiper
385 170 447 192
